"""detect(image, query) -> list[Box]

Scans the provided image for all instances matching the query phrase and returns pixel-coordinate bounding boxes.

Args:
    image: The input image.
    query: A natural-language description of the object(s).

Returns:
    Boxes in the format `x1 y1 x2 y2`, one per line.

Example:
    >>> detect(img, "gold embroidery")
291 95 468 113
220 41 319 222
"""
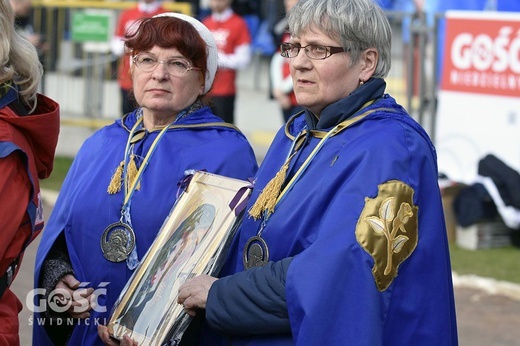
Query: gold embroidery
249 107 393 220
356 180 418 291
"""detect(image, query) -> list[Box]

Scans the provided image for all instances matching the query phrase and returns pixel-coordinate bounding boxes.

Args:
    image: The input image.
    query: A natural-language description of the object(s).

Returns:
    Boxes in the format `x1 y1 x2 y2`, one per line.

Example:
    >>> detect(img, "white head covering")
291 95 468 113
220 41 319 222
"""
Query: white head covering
153 12 217 93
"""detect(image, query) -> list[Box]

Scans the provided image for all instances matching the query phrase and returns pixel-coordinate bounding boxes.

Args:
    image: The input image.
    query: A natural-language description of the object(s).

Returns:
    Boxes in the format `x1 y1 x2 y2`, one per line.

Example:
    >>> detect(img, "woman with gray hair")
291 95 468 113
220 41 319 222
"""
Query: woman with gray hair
177 0 457 344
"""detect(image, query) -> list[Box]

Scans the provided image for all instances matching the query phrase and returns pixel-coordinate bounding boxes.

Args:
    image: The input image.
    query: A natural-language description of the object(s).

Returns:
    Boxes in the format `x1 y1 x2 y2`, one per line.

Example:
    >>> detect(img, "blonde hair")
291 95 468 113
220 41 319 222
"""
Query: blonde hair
0 0 42 112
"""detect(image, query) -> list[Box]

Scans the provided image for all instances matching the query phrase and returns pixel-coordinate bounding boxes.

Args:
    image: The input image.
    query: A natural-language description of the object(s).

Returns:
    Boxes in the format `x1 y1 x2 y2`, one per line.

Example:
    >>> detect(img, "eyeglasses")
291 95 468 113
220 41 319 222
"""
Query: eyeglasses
280 42 349 60
132 54 201 76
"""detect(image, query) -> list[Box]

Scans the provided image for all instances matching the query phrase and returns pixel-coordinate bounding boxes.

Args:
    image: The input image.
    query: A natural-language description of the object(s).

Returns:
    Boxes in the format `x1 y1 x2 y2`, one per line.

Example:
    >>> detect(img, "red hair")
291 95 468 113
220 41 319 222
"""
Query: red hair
125 16 208 77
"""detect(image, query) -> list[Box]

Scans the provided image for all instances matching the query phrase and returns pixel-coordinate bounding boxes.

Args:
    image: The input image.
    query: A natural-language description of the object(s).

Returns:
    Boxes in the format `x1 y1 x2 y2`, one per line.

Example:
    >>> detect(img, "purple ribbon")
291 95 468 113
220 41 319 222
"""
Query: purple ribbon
176 170 196 199
229 178 255 216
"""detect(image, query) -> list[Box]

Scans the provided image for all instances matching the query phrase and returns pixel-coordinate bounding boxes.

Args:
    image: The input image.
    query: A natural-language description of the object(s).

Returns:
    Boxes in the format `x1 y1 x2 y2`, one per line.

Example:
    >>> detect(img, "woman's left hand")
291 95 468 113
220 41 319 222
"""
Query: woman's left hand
177 275 218 316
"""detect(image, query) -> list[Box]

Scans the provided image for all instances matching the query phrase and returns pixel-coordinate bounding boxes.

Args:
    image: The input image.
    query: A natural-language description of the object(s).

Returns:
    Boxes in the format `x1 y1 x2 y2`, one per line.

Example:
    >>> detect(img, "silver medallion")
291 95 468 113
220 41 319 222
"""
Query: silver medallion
243 235 269 269
100 222 136 262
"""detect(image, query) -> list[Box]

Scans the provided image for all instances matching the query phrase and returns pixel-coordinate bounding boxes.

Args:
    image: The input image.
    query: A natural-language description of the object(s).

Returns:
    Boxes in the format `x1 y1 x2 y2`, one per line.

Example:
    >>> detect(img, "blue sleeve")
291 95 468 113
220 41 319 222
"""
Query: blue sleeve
205 257 292 335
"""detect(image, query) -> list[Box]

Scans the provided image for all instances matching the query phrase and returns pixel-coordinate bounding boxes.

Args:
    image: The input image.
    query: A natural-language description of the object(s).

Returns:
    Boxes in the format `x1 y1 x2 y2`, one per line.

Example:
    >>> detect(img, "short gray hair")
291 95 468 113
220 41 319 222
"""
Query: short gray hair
287 0 391 78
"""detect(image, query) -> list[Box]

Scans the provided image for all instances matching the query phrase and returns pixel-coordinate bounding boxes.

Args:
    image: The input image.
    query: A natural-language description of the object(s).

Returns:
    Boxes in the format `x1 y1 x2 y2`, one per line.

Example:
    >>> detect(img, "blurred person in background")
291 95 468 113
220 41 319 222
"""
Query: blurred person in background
269 0 303 122
203 0 251 124
9 0 48 63
34 13 257 345
176 0 458 344
0 0 59 344
111 0 167 117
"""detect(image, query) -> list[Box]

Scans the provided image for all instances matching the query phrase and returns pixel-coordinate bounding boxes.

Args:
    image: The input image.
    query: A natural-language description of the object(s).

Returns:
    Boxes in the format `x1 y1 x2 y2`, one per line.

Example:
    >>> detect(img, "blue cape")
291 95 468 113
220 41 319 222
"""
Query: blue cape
33 107 258 345
211 95 457 345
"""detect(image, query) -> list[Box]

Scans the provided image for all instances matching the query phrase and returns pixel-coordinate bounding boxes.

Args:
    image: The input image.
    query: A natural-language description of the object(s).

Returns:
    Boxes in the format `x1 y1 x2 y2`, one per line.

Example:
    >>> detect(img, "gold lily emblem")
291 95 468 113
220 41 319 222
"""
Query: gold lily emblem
365 198 413 275
356 180 418 291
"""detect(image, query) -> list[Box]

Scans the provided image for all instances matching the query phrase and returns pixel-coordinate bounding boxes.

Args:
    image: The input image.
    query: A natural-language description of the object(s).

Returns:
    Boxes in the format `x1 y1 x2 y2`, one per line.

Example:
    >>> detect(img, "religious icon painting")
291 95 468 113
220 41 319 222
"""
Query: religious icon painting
107 171 252 345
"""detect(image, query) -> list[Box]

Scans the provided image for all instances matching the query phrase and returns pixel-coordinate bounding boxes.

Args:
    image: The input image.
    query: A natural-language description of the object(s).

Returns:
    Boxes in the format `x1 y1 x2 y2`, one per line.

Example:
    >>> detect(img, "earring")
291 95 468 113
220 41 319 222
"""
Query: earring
359 80 364 85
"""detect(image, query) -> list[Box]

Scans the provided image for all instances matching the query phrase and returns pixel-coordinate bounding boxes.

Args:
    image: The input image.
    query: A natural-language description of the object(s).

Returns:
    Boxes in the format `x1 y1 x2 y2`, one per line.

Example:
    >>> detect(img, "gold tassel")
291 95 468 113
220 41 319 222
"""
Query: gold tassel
126 154 141 191
107 161 124 194
248 160 290 220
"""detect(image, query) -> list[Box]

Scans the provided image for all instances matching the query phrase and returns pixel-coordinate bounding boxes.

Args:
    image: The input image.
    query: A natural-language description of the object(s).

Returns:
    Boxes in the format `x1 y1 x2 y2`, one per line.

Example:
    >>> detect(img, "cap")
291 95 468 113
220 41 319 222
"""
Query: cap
153 12 217 93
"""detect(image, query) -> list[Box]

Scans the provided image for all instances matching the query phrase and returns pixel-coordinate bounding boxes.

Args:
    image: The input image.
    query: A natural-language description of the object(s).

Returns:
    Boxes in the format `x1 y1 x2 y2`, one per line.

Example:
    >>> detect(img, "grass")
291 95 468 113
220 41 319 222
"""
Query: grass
449 243 520 284
41 156 520 284
40 156 74 191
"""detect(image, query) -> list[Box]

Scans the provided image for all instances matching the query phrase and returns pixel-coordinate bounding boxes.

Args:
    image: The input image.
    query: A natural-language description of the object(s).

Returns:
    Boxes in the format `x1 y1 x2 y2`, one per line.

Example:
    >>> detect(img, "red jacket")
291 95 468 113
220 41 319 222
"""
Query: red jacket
203 12 251 96
0 92 59 344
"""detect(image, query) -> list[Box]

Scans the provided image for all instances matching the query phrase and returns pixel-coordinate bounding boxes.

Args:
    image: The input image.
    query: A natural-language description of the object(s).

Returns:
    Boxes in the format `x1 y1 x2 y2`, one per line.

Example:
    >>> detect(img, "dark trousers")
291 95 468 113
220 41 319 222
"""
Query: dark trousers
209 95 235 124
121 89 137 117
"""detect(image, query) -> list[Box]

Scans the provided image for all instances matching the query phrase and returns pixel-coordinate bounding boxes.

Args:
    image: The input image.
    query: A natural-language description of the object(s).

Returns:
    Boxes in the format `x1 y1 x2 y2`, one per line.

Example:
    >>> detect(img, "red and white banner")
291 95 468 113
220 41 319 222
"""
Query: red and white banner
435 11 520 183
441 11 520 98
